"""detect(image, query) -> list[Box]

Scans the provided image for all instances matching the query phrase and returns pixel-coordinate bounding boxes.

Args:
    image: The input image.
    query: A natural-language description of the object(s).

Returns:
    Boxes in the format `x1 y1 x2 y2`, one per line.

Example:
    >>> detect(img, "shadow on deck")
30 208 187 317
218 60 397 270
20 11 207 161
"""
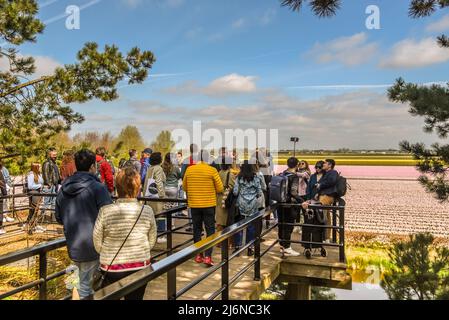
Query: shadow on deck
145 227 351 300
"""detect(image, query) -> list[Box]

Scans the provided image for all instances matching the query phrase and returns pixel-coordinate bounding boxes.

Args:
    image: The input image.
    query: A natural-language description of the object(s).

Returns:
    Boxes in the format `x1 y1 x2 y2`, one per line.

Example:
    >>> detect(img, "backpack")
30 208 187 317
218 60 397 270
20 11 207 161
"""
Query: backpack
269 171 295 203
235 177 260 216
336 173 350 198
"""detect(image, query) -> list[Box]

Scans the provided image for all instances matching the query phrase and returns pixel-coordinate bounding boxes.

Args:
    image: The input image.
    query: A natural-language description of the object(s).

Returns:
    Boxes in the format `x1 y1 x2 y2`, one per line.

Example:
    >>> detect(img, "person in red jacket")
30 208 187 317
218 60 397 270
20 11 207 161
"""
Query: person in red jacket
95 147 114 194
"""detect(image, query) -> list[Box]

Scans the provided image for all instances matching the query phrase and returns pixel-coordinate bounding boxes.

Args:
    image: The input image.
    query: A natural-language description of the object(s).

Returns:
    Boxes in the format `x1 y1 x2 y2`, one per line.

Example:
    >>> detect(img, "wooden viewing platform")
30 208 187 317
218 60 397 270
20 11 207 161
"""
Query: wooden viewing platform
145 223 351 300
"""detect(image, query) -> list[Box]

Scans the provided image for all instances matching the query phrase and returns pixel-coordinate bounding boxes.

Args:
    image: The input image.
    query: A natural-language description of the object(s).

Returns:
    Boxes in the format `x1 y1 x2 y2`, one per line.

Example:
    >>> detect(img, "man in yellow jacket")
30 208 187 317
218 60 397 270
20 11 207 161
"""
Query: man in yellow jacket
183 150 224 266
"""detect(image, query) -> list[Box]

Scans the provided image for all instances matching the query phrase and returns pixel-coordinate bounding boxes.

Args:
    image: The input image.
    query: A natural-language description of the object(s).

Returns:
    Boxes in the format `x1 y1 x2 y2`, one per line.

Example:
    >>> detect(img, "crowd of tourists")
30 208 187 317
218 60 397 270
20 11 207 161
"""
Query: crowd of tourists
0 144 341 300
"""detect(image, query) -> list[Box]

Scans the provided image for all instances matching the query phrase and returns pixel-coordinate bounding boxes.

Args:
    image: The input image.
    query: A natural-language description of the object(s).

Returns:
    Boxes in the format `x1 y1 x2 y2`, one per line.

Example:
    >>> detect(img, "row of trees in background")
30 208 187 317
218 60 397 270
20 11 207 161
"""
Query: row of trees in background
41 127 174 172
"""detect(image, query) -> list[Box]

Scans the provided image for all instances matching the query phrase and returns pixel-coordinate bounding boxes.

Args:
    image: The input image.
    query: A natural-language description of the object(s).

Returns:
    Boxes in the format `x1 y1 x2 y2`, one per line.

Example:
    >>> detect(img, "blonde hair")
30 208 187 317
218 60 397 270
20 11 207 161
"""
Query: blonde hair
115 167 141 198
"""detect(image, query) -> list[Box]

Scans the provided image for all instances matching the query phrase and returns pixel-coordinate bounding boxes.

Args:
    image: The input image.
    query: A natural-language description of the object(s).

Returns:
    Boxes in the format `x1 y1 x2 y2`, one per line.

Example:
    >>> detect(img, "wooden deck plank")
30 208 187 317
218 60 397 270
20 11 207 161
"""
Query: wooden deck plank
143 222 349 300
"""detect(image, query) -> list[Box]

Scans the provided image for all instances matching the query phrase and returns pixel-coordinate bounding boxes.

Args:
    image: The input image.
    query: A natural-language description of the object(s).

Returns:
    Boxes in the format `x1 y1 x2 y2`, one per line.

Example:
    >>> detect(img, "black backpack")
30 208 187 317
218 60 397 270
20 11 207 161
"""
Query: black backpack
336 174 350 198
269 171 295 203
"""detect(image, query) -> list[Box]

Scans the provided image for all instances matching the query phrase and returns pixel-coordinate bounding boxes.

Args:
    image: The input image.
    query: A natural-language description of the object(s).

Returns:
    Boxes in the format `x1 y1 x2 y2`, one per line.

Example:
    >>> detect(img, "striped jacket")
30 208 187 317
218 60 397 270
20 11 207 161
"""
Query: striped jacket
182 162 224 208
93 199 157 269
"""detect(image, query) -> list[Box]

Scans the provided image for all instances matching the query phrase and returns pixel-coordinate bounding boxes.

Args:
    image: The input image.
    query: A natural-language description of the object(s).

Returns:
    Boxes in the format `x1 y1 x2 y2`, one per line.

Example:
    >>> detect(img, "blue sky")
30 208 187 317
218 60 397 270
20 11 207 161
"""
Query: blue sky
9 0 449 149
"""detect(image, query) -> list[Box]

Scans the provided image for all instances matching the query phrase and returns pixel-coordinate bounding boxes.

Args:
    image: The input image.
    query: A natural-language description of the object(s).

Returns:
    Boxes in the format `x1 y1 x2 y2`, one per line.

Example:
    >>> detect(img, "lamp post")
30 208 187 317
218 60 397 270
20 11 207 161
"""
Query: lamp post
290 137 299 157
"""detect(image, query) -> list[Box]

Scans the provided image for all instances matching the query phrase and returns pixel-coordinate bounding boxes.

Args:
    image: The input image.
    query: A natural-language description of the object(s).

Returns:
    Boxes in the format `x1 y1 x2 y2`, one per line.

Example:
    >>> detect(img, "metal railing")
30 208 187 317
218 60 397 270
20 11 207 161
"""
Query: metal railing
0 196 190 300
275 201 346 262
1 191 346 300
93 202 345 300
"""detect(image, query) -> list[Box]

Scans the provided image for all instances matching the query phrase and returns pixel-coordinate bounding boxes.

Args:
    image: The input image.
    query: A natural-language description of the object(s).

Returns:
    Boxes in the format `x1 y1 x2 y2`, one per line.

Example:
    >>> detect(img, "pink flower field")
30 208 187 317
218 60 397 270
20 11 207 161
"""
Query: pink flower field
275 165 420 179
274 165 448 238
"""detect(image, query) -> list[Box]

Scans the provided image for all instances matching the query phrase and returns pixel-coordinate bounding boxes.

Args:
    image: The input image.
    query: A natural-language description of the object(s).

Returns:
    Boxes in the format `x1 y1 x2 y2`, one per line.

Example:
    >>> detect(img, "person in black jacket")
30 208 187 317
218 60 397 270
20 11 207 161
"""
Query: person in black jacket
316 159 338 242
55 149 112 299
277 157 303 257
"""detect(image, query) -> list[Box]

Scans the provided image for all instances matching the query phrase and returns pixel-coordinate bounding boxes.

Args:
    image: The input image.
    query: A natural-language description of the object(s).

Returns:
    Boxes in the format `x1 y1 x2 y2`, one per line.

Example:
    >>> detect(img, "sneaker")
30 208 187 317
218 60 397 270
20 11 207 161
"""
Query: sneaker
5 216 14 223
0 228 6 235
203 256 214 266
247 247 254 257
157 236 167 244
282 247 300 257
2 217 5 223
194 254 204 263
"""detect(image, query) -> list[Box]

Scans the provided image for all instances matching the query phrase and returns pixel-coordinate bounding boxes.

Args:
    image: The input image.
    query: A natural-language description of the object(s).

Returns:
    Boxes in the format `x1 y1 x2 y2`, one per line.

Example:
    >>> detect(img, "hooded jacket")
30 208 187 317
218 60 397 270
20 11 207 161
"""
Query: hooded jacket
96 155 114 193
55 171 113 262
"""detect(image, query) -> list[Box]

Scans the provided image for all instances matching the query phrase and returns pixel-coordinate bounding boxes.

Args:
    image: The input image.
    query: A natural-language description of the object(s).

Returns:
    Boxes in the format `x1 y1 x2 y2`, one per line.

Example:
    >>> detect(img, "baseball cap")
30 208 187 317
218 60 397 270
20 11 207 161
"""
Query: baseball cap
143 148 153 154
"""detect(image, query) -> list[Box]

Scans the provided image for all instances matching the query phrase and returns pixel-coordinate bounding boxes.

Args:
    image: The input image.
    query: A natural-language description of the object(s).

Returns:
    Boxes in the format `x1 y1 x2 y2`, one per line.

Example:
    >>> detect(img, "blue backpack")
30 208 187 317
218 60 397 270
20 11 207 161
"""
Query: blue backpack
269 171 295 203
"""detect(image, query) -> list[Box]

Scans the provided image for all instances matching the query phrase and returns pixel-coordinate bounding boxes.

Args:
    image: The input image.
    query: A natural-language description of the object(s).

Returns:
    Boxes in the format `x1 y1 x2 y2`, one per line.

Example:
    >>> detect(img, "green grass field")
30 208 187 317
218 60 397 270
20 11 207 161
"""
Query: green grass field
274 153 417 166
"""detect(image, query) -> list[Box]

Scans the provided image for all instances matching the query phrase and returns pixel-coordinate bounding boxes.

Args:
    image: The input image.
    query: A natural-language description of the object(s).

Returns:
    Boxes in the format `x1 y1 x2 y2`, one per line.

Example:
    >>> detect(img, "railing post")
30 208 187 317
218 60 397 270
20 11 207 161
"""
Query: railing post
254 216 261 281
167 211 173 255
221 238 229 300
332 208 337 243
167 267 177 300
39 252 47 300
339 207 345 263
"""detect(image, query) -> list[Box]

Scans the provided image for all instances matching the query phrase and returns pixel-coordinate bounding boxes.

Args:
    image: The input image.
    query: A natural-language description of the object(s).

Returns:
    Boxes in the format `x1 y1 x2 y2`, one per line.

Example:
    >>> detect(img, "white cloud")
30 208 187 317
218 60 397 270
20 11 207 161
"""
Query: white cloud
77 89 441 150
426 14 449 32
0 54 61 78
205 73 257 95
307 32 379 66
162 73 258 96
379 37 449 69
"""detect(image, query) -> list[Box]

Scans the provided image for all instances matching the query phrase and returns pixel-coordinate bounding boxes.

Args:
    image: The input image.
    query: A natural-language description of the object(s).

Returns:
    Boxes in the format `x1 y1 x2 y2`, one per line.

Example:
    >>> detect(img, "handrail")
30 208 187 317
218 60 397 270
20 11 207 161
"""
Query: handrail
0 238 67 266
0 200 191 300
1 193 346 300
93 210 270 300
94 202 345 301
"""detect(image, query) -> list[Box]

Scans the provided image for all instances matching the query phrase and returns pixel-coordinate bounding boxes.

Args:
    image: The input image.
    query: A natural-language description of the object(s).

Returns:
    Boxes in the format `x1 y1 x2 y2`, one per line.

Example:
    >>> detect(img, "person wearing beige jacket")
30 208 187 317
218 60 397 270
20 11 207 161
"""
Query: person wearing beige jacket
93 167 157 300
142 152 167 243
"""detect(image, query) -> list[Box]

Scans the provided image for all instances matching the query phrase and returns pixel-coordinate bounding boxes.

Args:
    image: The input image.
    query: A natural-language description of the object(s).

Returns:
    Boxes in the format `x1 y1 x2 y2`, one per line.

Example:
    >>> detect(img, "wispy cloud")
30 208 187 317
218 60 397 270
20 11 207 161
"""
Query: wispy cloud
287 81 448 90
426 14 449 32
162 73 258 96
43 0 102 24
307 32 379 66
121 0 185 9
379 37 449 69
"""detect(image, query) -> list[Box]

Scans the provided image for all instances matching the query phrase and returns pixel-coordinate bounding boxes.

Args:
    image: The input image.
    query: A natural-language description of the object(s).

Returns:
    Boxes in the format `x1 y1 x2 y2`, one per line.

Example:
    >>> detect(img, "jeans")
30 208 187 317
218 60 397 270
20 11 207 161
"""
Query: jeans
233 210 261 248
74 260 99 299
234 222 256 248
191 207 216 257
319 195 335 241
157 219 166 234
41 186 56 215
278 206 297 249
